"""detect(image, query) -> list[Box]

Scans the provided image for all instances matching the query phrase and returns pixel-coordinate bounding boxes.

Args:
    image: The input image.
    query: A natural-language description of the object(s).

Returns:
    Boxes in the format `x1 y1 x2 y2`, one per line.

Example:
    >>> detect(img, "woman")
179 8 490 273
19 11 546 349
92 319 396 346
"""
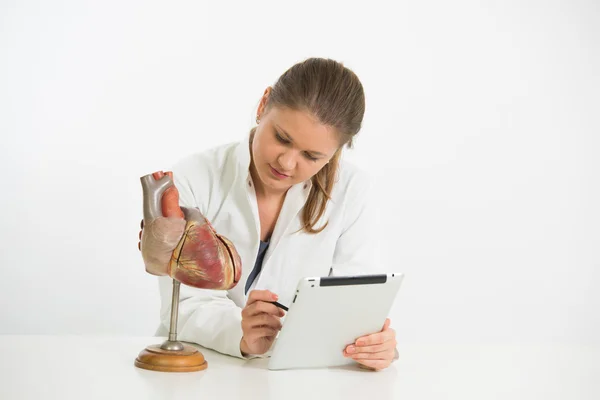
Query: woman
140 58 398 371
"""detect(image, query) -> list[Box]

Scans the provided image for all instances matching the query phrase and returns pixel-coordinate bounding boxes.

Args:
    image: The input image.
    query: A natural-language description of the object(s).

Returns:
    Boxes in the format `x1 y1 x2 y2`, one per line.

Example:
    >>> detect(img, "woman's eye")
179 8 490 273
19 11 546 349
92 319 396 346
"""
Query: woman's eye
275 133 289 144
305 153 318 161
275 132 317 161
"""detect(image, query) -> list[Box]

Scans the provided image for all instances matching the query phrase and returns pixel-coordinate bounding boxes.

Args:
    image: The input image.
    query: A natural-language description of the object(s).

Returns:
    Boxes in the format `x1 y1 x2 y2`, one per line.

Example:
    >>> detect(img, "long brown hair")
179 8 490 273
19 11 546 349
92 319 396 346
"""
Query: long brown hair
259 58 366 234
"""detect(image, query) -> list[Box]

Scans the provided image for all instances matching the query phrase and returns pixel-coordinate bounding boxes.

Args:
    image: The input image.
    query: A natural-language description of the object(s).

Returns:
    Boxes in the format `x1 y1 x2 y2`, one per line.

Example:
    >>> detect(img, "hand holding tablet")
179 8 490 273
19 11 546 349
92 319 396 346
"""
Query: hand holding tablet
343 317 398 371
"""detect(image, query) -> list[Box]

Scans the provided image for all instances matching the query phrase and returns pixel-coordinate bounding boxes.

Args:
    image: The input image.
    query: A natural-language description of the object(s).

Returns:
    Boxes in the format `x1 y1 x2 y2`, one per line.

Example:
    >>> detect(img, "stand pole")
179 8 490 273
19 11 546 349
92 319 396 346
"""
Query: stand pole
134 279 207 372
160 279 184 351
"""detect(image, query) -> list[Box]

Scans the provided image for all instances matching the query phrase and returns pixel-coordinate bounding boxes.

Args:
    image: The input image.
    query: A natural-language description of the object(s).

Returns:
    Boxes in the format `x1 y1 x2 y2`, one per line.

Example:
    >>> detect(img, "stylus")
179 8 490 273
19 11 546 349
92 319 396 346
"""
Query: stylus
271 301 288 312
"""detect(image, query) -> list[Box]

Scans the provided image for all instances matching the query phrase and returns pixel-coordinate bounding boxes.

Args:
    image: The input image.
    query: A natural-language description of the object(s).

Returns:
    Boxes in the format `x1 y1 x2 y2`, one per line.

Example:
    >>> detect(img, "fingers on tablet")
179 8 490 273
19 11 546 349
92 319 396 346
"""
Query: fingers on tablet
354 329 396 350
356 332 379 346
253 313 282 331
242 314 282 337
249 301 284 317
247 289 279 305
347 343 387 354
382 318 391 330
254 327 279 339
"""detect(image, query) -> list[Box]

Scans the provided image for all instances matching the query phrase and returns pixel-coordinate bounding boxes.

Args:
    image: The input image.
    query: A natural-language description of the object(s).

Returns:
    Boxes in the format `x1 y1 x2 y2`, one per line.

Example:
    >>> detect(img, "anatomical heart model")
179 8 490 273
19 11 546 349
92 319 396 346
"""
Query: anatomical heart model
134 171 242 372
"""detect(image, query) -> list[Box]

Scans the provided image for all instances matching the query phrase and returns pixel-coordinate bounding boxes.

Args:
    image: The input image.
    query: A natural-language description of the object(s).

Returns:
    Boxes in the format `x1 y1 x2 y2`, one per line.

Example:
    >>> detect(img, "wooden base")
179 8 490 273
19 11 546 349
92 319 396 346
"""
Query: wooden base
134 343 207 372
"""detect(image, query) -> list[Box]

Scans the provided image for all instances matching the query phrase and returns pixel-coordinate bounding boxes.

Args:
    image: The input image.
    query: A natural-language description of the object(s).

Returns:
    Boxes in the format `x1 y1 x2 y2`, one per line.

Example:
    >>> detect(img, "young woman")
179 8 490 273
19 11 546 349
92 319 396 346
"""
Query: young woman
140 58 398 371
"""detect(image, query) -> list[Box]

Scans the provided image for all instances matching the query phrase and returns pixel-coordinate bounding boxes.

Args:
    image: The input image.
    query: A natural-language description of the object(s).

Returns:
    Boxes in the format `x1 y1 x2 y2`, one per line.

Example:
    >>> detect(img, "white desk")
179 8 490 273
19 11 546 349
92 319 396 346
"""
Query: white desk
0 336 598 400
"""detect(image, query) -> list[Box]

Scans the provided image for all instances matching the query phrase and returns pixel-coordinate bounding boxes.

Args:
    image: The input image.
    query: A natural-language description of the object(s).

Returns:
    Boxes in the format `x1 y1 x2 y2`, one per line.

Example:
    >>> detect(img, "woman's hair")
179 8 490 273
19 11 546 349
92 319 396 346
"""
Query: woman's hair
255 57 366 234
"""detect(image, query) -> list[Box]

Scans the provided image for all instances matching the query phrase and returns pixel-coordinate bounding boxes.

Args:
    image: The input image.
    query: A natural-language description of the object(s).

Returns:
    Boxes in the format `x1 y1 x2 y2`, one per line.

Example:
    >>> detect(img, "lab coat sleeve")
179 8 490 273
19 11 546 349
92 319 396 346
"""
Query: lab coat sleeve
154 157 245 359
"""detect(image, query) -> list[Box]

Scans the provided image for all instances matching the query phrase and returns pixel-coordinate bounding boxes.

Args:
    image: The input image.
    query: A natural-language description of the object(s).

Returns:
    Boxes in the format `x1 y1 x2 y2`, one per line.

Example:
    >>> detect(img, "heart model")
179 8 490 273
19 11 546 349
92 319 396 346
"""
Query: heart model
140 171 242 290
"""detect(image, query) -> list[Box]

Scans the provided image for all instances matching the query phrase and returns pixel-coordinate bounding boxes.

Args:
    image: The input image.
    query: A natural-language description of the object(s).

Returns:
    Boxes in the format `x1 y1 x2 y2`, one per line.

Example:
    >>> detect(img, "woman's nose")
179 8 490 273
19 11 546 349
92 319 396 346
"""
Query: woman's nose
277 151 296 171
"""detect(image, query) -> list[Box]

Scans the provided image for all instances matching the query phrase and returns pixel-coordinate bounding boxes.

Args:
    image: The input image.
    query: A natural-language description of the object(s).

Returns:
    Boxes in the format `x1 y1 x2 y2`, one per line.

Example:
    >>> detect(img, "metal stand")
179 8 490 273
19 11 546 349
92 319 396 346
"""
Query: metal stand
136 174 207 372
134 279 207 372
159 280 184 351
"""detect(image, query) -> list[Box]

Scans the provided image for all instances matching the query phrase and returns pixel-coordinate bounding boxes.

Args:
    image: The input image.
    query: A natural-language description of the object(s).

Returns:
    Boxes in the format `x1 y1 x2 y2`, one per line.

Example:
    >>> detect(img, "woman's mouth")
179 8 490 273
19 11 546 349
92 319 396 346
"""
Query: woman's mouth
269 165 289 179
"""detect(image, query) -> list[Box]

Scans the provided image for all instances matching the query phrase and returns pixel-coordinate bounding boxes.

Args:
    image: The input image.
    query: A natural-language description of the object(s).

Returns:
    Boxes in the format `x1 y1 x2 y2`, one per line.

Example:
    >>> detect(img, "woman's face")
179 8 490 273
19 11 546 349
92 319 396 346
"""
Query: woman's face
251 99 340 196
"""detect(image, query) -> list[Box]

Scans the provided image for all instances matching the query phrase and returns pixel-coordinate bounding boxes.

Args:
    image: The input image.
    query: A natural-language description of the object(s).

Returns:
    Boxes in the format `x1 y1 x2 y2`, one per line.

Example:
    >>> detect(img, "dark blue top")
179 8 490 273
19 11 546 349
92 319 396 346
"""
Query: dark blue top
244 239 270 295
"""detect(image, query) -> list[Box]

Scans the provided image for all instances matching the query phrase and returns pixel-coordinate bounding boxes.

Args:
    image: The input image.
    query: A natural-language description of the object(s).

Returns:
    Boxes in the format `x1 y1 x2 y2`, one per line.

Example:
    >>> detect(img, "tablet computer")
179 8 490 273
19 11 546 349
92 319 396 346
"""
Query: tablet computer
267 272 404 370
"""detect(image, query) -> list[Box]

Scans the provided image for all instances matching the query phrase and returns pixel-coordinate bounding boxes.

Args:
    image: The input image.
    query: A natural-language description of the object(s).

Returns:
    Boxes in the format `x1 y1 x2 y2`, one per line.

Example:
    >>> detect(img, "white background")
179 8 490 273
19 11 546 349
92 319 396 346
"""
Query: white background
0 0 598 348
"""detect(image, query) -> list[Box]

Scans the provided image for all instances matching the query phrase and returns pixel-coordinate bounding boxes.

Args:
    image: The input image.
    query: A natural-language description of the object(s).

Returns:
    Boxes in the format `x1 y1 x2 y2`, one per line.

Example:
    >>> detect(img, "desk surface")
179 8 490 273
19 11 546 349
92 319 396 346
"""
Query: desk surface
0 335 598 400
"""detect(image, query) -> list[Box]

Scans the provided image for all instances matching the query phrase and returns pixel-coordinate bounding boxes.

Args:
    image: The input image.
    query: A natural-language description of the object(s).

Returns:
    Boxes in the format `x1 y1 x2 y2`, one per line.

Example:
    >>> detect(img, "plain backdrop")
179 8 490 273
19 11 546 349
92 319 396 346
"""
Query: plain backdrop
0 0 598 348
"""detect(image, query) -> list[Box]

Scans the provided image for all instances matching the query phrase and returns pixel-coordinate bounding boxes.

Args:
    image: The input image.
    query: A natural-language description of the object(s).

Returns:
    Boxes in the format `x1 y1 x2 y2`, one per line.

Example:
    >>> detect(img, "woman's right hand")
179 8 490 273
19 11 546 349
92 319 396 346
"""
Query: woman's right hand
240 290 285 356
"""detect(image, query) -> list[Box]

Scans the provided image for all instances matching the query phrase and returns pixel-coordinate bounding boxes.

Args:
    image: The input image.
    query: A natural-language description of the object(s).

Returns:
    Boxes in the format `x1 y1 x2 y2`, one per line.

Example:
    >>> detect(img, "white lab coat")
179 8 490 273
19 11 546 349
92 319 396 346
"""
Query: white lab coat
154 132 384 359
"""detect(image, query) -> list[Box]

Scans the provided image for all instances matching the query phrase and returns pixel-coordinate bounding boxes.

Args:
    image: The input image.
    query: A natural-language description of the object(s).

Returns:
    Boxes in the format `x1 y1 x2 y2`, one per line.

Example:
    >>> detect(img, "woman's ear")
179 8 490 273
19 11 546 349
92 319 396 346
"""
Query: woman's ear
257 86 272 117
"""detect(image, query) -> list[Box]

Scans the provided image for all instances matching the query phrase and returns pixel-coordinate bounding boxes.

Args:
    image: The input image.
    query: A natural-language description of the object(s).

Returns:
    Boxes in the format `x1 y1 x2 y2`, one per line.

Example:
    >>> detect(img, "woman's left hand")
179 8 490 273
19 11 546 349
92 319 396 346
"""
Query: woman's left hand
343 318 397 371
